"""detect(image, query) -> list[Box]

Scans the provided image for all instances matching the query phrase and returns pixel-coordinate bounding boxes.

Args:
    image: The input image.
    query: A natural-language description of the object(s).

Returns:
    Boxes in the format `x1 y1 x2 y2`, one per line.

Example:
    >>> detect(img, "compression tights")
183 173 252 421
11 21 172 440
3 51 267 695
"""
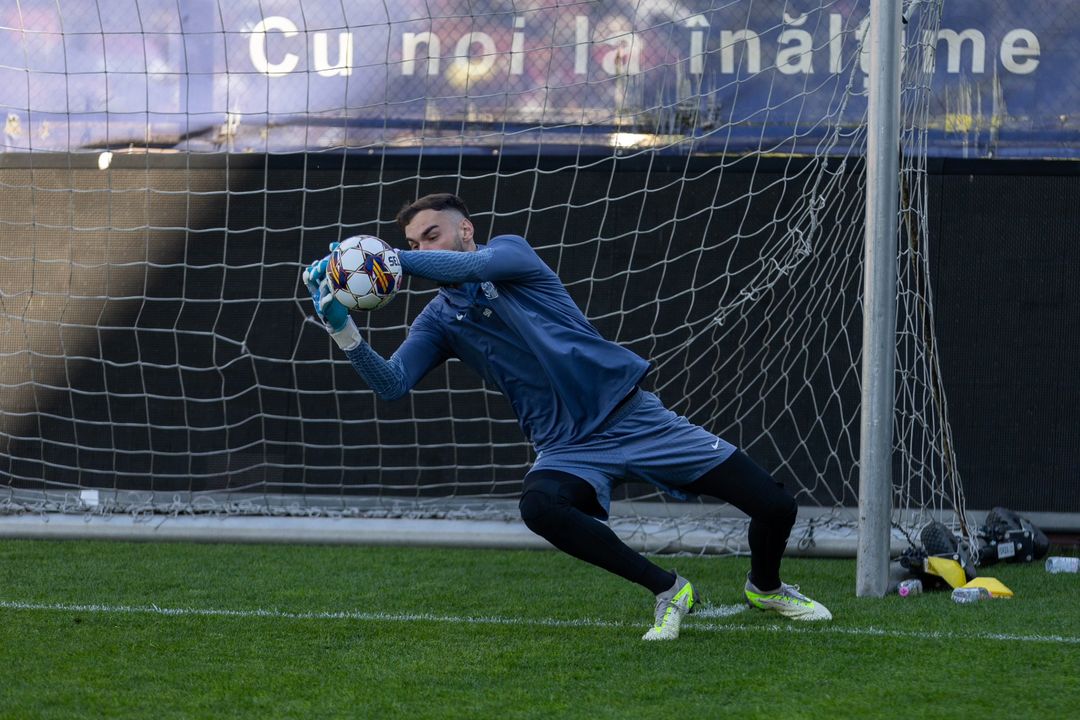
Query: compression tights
517 450 796 595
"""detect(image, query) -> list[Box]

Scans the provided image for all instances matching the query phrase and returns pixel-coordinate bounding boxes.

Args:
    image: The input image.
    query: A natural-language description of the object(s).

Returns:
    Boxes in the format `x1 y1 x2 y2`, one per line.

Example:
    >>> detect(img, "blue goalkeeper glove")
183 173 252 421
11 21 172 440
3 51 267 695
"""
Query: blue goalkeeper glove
302 243 349 332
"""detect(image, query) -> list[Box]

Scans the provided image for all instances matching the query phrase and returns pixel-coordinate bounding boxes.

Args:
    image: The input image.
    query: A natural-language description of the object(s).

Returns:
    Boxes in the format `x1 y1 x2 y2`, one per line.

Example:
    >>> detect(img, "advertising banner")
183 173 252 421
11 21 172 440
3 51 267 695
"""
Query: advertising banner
0 1 1075 158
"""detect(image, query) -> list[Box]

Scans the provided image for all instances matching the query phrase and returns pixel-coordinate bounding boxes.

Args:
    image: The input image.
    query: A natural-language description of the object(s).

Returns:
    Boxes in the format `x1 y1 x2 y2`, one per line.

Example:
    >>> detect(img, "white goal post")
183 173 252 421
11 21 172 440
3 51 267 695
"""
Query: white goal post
0 1 970 586
859 0 904 597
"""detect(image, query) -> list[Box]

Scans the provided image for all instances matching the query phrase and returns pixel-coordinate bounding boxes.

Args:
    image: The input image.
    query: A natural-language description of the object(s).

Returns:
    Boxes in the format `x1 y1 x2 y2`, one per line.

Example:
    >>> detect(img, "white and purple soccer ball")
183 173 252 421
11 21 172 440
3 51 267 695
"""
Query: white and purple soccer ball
326 235 402 311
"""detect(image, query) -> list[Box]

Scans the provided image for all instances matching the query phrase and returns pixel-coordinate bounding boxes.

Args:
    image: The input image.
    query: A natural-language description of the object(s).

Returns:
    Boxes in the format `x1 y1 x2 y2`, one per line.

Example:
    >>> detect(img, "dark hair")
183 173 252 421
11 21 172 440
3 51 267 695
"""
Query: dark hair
396 193 471 231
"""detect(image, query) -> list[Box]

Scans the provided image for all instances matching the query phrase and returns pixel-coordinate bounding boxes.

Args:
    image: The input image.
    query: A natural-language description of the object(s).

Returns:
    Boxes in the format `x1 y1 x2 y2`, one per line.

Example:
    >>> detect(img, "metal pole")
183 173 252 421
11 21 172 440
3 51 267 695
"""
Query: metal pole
857 0 903 597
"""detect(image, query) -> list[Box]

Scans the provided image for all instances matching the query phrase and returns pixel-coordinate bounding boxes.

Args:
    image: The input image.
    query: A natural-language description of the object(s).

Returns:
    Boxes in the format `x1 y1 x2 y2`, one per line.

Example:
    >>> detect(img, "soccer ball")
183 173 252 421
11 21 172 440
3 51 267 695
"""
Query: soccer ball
326 235 402 311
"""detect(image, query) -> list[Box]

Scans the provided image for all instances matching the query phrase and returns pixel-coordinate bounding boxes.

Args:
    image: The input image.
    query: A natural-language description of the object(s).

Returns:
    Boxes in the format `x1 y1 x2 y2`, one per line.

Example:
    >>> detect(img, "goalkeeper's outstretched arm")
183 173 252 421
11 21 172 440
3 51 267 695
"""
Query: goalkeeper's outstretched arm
333 326 443 402
336 329 408 401
397 235 542 284
398 247 492 283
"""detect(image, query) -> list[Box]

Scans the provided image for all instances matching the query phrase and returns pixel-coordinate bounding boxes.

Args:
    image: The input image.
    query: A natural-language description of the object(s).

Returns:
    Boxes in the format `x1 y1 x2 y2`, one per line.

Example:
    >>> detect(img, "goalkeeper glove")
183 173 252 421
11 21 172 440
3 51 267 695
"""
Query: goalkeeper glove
303 256 349 332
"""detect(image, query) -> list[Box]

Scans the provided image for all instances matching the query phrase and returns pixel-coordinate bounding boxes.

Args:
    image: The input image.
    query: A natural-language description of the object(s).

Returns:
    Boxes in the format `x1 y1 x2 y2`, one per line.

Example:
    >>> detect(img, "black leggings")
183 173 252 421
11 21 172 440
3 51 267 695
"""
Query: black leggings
518 450 796 595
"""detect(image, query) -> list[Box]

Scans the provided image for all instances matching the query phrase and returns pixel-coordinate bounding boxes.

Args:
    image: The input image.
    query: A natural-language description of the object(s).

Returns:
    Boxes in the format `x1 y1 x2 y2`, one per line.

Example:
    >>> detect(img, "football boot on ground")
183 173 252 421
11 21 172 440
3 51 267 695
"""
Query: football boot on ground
642 573 697 641
744 576 832 621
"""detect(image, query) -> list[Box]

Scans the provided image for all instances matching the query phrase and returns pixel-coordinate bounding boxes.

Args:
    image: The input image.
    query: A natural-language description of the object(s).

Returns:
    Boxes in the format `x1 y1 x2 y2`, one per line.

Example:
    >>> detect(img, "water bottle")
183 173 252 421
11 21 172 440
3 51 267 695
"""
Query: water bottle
897 579 922 597
1045 556 1080 574
951 586 991 604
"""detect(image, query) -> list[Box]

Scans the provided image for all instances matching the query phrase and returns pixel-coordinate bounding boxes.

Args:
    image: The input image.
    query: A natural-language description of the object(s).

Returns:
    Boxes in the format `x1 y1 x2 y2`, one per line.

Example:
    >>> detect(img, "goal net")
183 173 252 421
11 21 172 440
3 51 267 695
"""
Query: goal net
0 0 968 556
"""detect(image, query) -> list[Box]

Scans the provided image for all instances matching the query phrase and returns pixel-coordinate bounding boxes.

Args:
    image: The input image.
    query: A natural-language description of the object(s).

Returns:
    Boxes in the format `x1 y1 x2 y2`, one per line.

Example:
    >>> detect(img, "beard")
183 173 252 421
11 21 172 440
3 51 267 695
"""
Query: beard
450 229 467 252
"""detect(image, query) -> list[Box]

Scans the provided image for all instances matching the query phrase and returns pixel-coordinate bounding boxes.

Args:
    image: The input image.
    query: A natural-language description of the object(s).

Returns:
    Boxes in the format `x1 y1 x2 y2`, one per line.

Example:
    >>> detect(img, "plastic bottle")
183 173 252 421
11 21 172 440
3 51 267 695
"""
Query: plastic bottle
897 579 922 597
951 586 991 604
1044 556 1080 574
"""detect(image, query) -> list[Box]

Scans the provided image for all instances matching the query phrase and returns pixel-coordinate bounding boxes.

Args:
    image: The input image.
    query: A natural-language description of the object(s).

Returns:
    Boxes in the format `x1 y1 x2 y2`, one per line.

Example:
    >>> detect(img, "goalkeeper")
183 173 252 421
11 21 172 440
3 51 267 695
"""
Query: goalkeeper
303 193 831 640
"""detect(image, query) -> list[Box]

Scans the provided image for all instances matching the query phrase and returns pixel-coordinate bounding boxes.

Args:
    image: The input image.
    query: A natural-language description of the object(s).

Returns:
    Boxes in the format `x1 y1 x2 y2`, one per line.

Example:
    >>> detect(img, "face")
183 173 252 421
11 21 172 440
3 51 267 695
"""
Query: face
403 208 476 252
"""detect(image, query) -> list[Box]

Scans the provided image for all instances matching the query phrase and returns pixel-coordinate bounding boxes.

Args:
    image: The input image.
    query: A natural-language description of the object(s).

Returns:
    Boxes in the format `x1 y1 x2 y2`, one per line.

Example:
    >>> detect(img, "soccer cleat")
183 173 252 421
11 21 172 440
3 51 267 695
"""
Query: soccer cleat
744 576 832 621
642 573 696 641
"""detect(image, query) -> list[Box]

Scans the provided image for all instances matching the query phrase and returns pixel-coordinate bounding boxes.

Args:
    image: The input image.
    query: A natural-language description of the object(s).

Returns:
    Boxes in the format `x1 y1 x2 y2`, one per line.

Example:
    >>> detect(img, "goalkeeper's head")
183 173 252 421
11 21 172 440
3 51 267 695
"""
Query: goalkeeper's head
397 193 476 253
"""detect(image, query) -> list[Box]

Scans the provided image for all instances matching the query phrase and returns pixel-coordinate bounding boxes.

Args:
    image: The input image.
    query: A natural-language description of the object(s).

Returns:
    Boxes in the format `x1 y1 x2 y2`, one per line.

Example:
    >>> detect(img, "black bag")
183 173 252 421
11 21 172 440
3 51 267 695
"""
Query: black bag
977 506 1050 565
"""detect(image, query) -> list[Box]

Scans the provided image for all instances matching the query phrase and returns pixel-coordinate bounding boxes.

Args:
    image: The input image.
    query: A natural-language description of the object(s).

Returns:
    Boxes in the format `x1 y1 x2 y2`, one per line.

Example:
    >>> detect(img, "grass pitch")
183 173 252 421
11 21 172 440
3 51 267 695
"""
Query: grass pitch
1 539 1077 719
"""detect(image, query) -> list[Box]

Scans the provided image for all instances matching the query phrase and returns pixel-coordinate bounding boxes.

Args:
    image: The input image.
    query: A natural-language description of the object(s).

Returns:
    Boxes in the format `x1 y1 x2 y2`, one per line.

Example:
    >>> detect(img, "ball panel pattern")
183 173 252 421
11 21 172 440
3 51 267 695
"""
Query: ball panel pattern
329 235 402 311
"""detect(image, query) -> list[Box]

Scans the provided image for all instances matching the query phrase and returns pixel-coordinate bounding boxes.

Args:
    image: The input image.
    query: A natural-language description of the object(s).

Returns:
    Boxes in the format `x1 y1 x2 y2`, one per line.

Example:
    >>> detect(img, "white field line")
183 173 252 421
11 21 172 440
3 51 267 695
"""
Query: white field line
2 599 1077 645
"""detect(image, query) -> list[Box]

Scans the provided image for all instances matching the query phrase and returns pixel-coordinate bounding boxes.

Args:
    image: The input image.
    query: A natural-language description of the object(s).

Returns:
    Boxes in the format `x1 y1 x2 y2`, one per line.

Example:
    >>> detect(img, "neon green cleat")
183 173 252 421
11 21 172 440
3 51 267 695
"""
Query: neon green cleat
642 573 696 641
744 576 832 621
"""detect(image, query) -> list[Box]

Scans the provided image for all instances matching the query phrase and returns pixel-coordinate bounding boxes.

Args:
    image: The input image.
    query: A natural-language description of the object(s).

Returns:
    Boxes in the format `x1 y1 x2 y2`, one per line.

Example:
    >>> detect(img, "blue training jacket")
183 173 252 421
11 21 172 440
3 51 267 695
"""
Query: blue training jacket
350 234 650 451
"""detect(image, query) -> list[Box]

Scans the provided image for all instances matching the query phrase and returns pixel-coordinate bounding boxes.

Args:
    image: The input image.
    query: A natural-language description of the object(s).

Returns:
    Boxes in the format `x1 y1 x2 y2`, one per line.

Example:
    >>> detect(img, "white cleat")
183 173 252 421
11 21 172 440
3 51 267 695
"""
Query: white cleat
744 577 832 621
642 574 697 641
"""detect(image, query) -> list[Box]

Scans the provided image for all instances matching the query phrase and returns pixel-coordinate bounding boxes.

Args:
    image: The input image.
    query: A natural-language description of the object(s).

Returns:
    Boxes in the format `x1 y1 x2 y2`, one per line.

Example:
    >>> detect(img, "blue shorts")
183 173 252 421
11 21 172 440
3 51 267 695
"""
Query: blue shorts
530 389 736 518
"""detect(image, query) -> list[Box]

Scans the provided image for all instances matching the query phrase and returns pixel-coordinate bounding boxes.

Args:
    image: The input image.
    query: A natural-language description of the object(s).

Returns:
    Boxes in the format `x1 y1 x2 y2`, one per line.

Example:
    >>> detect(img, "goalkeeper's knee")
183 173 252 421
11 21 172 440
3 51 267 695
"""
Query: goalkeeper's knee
519 485 560 536
519 471 604 537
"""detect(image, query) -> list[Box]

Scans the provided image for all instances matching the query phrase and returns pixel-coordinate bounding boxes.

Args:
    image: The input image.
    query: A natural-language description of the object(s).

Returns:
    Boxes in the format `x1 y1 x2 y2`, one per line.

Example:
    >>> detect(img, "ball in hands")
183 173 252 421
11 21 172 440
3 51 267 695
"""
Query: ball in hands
326 235 402 311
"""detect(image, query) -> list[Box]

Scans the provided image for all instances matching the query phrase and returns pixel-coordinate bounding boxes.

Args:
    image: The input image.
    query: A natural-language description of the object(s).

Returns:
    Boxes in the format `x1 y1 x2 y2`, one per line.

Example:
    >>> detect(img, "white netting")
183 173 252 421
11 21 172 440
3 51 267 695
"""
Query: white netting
0 0 968 554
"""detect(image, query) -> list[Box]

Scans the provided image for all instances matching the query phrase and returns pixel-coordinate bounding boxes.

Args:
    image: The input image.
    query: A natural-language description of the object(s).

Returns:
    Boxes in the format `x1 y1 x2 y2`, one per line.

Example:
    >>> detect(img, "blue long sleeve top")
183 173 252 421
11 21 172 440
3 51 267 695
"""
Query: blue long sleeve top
344 235 649 450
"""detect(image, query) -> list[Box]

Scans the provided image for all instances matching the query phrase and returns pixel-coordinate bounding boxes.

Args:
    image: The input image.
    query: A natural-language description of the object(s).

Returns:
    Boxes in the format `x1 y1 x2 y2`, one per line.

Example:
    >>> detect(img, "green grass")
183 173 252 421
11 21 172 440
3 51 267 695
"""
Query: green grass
1 539 1077 719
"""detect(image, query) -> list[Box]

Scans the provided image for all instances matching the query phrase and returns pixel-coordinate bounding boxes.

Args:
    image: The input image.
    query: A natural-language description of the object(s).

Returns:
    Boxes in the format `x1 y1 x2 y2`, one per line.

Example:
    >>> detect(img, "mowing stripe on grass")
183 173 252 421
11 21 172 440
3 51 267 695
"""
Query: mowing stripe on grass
2 599 1077 645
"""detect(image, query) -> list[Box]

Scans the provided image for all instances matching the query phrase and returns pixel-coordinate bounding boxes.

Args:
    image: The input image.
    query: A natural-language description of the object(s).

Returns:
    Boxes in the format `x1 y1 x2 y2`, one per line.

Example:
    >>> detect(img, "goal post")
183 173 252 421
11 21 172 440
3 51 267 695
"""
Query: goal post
0 1 971 571
858 0 903 598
